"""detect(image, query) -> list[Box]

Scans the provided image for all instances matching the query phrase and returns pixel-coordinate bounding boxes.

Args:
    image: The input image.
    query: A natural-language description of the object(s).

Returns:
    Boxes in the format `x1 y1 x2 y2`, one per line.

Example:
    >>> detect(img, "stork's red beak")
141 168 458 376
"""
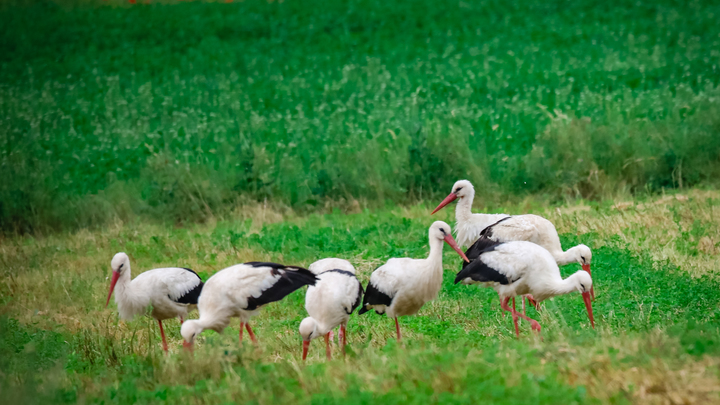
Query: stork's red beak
582 291 595 329
183 340 193 352
444 234 470 262
302 340 310 361
431 193 457 215
582 264 594 300
105 271 120 308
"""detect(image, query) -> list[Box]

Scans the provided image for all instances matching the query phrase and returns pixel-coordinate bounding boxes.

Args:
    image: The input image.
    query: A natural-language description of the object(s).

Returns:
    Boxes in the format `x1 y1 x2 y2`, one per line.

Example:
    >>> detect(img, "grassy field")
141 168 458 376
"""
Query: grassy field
1 190 719 404
2 0 720 403
1 0 720 232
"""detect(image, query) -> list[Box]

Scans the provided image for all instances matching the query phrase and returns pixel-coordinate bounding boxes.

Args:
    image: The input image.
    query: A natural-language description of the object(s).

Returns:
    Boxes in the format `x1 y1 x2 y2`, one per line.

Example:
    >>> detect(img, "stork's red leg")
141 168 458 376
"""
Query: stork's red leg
511 298 520 337
522 296 527 315
239 322 244 343
501 297 541 335
245 322 258 344
325 332 332 360
498 291 505 318
340 324 347 356
157 319 169 353
394 317 402 342
180 316 184 325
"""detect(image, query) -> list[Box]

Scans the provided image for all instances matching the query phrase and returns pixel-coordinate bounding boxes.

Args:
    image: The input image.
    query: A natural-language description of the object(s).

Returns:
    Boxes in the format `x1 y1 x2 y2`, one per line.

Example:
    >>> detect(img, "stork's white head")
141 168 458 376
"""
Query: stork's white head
568 244 592 266
429 221 470 262
111 252 130 273
431 180 475 214
181 319 204 351
299 317 318 360
308 258 356 275
106 252 131 308
299 317 319 341
572 271 593 294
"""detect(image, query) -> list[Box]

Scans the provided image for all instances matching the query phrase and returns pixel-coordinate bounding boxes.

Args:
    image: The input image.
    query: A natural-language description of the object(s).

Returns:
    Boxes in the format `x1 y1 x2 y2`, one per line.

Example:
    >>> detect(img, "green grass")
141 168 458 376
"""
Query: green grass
2 0 720 232
1 197 720 403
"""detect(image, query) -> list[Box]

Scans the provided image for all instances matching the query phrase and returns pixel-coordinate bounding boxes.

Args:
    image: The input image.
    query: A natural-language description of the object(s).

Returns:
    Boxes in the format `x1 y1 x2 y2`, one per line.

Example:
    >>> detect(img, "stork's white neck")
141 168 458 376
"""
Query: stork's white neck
426 235 445 268
455 194 475 223
113 264 146 320
551 245 580 266
543 272 583 300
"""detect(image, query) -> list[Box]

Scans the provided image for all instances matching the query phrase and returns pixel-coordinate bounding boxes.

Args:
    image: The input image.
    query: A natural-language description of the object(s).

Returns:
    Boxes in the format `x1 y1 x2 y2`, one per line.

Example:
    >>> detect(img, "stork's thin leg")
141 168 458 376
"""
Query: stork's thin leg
498 291 505 318
239 322 244 343
245 322 258 344
501 297 541 334
394 317 402 342
157 319 169 353
510 298 520 337
340 324 347 356
329 330 335 343
522 296 527 315
180 316 184 325
325 332 332 360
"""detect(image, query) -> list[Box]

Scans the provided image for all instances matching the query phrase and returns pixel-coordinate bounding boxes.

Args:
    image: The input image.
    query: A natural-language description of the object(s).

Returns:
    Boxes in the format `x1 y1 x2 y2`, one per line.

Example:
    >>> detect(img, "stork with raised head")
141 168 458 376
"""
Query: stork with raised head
455 238 595 337
300 258 363 360
432 179 594 299
181 262 317 350
105 252 204 352
358 221 469 341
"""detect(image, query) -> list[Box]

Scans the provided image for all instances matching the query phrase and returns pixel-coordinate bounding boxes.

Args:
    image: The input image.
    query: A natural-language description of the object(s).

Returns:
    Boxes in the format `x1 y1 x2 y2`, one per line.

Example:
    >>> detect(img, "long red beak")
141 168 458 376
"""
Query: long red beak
183 340 193 352
302 340 310 361
444 234 470 262
431 193 457 215
105 271 120 308
582 264 594 300
582 291 595 329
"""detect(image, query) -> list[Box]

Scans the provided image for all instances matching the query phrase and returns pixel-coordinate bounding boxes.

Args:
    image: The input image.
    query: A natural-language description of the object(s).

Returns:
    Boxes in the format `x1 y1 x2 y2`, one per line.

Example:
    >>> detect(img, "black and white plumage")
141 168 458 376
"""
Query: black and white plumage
358 221 469 341
105 252 204 352
432 180 595 299
300 258 363 360
181 262 317 349
455 239 595 337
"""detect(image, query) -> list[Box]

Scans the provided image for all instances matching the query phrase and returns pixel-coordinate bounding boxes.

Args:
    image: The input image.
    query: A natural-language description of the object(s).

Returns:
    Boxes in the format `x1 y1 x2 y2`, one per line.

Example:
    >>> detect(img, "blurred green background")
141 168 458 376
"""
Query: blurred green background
1 0 719 232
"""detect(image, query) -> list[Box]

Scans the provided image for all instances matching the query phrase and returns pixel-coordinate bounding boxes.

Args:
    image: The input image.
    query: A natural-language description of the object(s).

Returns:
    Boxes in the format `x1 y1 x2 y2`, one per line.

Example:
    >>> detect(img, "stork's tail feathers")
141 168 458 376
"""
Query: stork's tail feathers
244 263 319 310
359 280 392 315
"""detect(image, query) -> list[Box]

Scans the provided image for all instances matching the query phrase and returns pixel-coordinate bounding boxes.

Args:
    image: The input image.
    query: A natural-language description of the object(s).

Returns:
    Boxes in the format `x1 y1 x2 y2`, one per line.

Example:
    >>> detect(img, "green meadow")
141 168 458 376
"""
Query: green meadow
2 194 720 404
1 0 720 403
1 0 720 232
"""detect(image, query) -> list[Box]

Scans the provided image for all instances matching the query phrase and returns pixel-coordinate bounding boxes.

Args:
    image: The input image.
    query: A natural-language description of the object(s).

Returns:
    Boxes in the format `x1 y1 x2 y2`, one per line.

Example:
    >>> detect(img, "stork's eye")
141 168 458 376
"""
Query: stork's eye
119 263 124 269
440 228 446 235
580 256 586 262
580 283 585 290
454 187 463 193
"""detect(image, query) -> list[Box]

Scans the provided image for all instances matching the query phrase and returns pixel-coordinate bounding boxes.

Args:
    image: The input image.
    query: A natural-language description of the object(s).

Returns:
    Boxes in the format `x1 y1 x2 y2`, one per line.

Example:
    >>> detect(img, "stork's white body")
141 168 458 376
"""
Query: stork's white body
300 258 363 359
458 241 583 302
455 240 594 335
106 253 203 352
304 260 361 336
113 267 202 322
366 254 444 318
359 221 469 342
181 262 317 347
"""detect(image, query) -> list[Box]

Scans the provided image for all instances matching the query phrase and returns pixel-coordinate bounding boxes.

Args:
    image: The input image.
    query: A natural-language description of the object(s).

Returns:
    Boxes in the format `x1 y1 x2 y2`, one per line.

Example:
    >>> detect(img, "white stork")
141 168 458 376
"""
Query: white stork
455 238 595 337
358 221 469 341
105 252 204 352
432 179 594 299
181 262 317 350
300 258 363 360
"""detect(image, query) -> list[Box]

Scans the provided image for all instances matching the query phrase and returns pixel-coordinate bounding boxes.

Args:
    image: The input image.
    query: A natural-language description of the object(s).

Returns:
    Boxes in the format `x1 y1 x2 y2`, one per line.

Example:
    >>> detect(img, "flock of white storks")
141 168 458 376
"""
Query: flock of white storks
105 180 595 359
